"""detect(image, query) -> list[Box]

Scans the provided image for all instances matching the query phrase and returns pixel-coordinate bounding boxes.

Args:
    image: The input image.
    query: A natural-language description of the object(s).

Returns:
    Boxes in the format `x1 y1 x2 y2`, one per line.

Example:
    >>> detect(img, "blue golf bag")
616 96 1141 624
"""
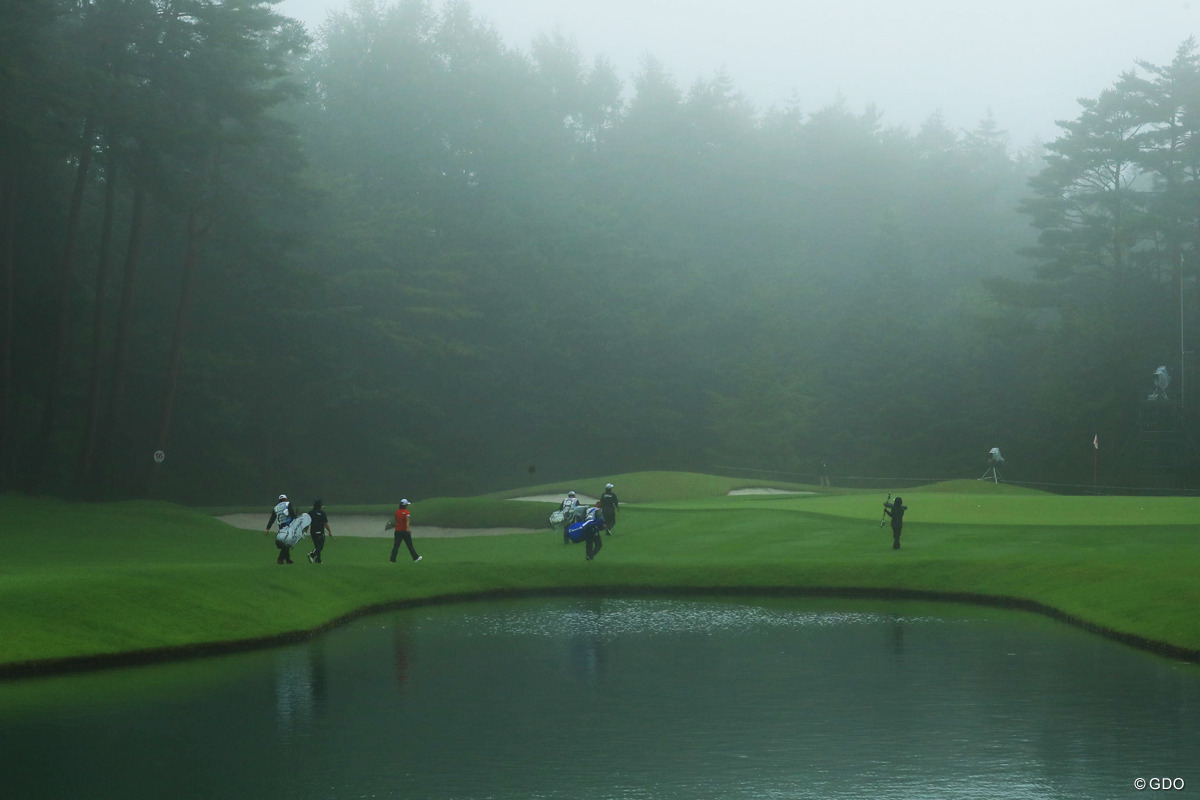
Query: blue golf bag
566 516 605 544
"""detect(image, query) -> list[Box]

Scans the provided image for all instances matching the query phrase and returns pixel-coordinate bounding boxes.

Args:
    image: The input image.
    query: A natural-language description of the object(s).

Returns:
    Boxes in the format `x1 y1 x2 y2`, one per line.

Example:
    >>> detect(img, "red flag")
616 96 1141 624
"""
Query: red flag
1094 434 1099 450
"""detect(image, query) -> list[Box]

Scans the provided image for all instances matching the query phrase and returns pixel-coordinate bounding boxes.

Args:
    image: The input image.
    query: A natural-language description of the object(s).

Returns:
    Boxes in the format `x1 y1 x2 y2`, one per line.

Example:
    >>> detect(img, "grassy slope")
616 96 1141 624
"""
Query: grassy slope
2 475 1199 675
203 471 825 517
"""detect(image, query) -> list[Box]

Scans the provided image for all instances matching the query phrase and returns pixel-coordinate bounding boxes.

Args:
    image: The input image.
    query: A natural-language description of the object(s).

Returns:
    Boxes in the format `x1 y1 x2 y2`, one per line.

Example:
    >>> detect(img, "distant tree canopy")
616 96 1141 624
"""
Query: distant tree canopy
2 0 1197 503
994 39 1200 482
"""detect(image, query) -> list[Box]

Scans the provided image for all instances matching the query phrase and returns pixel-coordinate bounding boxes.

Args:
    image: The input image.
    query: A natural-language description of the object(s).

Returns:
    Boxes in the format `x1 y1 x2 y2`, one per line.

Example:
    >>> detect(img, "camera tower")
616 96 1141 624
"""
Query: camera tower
981 447 1003 483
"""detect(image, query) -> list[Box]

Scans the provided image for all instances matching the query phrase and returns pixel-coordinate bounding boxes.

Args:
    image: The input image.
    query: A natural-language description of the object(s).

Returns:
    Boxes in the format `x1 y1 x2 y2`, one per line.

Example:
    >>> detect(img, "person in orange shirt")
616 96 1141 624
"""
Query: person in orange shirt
388 499 422 563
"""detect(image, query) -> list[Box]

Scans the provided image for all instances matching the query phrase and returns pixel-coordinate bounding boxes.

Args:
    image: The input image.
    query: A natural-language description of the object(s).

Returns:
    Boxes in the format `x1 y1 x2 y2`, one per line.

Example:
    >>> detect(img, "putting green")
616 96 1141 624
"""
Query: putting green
644 490 1200 526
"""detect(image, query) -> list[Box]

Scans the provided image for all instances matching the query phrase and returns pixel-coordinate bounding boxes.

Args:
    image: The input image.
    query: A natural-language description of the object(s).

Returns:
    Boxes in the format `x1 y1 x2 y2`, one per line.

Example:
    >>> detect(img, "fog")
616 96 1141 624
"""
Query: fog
278 0 1199 146
8 0 1199 501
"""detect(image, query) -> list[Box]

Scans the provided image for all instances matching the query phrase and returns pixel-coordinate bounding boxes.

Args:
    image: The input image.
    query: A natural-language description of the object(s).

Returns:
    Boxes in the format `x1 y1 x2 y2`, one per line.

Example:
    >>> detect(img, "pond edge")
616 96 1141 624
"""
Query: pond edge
3 585 1197 680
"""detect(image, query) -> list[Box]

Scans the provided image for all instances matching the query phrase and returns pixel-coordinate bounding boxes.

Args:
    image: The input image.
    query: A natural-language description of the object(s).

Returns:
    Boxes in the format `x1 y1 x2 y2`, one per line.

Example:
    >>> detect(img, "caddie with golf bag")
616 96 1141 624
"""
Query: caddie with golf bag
551 490 586 544
565 503 607 560
265 494 311 565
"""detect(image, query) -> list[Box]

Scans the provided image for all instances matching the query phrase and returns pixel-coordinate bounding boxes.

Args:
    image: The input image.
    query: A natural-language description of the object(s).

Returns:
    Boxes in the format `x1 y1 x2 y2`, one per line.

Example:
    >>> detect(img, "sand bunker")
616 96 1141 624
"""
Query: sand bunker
727 488 815 496
216 514 540 539
508 494 599 504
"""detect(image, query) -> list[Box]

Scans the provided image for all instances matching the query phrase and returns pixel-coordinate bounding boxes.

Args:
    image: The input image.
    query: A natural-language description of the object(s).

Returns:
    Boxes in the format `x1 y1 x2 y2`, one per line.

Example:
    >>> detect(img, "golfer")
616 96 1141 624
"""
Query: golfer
600 483 619 534
388 499 422 563
266 493 298 564
883 495 908 550
307 499 333 564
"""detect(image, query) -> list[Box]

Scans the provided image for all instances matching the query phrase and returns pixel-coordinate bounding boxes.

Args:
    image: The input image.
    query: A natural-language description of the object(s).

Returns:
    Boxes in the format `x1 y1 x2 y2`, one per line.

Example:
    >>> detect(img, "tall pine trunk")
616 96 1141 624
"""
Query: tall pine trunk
76 161 119 493
29 117 95 491
150 209 207 496
99 183 146 498
0 173 14 490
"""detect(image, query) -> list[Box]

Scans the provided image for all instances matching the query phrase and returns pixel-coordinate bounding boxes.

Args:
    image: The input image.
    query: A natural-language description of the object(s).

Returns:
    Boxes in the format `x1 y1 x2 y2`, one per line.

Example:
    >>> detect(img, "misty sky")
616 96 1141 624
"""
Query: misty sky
276 0 1199 147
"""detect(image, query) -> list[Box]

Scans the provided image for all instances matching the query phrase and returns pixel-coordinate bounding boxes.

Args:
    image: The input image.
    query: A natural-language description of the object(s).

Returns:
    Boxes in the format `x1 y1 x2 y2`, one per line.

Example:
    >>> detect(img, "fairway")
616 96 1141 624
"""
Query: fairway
2 472 1199 677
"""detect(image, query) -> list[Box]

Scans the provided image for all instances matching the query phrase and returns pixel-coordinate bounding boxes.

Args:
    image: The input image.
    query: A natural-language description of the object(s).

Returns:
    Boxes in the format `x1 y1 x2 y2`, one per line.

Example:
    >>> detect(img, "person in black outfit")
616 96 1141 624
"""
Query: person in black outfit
307 499 334 564
584 504 604 560
599 483 619 535
884 495 907 549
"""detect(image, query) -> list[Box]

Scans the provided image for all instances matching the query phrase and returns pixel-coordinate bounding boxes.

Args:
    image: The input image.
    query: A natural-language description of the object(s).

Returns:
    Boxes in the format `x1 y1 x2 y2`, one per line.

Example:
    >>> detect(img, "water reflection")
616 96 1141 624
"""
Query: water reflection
0 597 1196 800
567 597 609 684
393 625 412 687
273 639 334 743
890 615 906 661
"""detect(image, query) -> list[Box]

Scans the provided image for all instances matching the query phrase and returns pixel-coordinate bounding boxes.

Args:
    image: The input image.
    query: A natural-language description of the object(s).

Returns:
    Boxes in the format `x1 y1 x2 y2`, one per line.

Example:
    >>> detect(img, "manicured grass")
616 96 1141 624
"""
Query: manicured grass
482 470 820 502
2 475 1199 677
202 470 823 516
647 485 1200 526
204 470 826 528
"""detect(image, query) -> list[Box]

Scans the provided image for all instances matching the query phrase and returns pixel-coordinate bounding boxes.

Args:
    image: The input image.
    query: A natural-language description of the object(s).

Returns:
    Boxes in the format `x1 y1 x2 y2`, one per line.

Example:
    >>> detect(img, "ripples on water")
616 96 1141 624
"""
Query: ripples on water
441 600 949 637
2 597 1197 800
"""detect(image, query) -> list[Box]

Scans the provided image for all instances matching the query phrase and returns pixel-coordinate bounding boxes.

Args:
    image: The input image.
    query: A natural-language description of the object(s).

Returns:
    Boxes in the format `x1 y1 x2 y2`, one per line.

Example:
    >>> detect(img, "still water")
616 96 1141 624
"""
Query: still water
2 597 1197 800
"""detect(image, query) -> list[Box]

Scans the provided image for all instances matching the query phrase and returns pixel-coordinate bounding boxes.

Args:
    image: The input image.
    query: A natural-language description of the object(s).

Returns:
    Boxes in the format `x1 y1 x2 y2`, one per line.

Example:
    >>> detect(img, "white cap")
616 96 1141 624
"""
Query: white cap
278 494 287 501
605 483 614 489
400 499 410 506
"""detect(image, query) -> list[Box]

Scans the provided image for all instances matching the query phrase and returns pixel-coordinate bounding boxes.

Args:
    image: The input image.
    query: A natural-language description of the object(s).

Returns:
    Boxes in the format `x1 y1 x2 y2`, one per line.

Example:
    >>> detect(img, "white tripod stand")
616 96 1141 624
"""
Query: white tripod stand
981 447 1004 483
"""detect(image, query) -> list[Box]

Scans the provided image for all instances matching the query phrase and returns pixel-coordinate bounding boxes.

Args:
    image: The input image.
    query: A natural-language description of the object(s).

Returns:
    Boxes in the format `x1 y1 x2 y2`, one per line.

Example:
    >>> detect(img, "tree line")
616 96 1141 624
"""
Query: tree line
3 0 1198 503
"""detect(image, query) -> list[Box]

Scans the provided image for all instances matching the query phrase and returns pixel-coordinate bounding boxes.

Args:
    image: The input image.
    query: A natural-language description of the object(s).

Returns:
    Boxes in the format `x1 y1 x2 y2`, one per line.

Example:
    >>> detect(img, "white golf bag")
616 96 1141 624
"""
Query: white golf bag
275 512 312 548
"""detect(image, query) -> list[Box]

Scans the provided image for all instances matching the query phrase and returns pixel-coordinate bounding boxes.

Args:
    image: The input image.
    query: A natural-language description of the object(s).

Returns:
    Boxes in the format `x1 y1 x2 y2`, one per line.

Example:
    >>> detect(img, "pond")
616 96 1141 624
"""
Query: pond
2 597 1196 799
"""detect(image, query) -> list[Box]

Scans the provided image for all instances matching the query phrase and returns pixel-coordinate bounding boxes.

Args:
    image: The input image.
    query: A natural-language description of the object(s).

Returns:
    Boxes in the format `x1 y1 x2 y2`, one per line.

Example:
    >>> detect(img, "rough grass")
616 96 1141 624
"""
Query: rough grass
2 475 1199 677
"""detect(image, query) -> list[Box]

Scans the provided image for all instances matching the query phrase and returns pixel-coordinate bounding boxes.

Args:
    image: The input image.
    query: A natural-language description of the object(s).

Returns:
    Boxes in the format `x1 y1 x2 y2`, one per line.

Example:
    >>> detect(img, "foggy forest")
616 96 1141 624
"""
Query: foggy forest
3 0 1199 504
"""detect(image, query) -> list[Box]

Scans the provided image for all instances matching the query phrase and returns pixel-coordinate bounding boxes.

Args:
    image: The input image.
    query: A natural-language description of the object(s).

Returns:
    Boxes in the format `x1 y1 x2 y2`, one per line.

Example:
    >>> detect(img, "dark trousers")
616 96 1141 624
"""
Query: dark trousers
892 524 902 549
391 530 419 562
310 532 326 562
275 540 292 562
585 532 603 560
